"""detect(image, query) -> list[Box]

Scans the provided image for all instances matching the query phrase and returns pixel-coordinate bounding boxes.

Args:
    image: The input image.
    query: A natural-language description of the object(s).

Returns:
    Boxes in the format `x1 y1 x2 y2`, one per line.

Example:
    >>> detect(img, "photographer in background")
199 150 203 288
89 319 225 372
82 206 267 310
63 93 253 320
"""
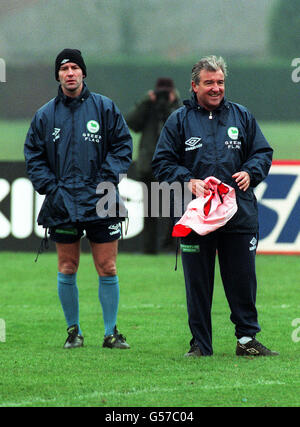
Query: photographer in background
126 78 181 254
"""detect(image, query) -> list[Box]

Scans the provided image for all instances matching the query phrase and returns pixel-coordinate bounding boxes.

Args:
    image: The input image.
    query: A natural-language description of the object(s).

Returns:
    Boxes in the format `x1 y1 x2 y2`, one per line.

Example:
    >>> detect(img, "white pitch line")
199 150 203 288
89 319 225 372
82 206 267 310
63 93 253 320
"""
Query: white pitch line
1 380 293 407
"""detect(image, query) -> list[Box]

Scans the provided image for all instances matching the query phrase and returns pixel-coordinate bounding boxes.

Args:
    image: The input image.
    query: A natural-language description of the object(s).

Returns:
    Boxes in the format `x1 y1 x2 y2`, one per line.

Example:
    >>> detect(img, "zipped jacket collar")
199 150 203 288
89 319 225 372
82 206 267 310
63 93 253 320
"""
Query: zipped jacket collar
56 82 90 108
183 92 229 112
183 93 230 125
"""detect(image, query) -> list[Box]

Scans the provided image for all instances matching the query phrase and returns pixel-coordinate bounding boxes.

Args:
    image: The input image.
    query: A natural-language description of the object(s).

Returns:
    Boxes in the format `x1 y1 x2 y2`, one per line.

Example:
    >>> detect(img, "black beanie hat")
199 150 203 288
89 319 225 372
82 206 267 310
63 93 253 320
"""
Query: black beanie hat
55 49 87 81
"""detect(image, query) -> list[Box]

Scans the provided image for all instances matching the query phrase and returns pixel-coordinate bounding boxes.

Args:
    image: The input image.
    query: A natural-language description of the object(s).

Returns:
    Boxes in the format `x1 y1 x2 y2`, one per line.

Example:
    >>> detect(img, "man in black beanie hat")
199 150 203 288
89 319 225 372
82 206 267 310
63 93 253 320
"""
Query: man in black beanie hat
55 48 87 97
25 49 132 351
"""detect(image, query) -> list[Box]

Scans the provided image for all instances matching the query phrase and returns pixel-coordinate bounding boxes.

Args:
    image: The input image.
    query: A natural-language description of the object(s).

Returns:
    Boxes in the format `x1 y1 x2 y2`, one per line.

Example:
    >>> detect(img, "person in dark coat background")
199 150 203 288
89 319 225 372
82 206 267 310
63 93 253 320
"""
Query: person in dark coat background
126 78 181 254
24 49 132 350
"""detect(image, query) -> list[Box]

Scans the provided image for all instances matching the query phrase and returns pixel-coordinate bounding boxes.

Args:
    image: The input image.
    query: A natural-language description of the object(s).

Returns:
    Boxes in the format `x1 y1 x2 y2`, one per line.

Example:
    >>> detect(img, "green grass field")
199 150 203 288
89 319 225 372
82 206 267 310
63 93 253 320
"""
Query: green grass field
0 120 299 407
0 120 300 161
0 252 299 407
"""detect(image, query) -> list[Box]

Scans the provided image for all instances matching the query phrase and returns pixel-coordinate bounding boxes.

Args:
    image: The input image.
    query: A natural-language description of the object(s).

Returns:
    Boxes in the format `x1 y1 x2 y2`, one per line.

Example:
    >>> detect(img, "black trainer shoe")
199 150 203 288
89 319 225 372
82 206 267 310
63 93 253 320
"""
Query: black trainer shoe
236 338 279 357
102 326 130 349
184 343 202 357
63 325 84 349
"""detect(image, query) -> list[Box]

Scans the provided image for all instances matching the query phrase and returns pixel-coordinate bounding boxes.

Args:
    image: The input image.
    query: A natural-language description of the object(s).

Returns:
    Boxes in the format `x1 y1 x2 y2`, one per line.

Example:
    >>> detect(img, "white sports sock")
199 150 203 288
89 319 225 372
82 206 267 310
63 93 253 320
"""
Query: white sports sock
238 336 253 345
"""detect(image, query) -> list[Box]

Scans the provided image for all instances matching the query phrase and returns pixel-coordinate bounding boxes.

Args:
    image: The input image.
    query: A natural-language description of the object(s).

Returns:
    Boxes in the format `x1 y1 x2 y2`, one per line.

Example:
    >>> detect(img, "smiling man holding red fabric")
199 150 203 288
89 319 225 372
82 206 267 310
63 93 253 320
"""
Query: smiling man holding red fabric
152 56 278 357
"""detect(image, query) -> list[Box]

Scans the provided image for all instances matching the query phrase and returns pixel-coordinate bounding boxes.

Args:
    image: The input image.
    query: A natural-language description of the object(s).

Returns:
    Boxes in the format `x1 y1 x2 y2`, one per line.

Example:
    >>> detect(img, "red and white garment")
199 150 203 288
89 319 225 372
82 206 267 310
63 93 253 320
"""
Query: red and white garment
172 176 238 237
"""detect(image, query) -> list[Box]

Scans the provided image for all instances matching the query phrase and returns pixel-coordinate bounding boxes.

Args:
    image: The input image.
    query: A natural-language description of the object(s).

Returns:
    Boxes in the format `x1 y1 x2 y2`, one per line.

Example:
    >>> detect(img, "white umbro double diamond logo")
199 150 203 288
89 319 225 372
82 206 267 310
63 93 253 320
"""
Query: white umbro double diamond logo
185 137 202 152
185 137 201 147
240 344 260 355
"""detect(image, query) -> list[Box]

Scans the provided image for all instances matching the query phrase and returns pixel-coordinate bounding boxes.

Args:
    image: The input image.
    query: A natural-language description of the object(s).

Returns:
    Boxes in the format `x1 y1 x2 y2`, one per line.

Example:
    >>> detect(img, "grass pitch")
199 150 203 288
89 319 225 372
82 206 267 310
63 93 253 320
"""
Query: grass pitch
0 119 299 407
0 120 300 161
0 252 299 407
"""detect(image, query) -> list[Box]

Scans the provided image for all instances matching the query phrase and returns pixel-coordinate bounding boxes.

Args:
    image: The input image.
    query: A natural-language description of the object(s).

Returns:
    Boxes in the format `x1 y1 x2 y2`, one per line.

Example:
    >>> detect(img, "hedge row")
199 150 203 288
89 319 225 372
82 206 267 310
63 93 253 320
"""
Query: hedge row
1 62 299 121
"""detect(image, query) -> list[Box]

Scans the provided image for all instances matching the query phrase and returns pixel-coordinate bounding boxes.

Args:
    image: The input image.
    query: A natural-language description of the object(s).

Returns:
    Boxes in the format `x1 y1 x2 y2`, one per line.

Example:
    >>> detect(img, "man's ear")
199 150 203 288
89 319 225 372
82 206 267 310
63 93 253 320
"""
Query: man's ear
191 81 197 93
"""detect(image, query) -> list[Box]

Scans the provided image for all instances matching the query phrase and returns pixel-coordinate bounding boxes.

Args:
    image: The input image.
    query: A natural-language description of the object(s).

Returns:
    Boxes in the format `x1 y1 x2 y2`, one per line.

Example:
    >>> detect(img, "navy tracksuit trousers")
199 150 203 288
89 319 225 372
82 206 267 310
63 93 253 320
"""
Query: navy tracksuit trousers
181 231 261 356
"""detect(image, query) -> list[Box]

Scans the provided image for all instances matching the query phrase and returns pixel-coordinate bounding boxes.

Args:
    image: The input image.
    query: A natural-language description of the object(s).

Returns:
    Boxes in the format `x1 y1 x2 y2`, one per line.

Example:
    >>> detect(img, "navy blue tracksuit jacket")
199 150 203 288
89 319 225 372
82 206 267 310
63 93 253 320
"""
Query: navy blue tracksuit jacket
24 84 132 228
152 95 273 233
